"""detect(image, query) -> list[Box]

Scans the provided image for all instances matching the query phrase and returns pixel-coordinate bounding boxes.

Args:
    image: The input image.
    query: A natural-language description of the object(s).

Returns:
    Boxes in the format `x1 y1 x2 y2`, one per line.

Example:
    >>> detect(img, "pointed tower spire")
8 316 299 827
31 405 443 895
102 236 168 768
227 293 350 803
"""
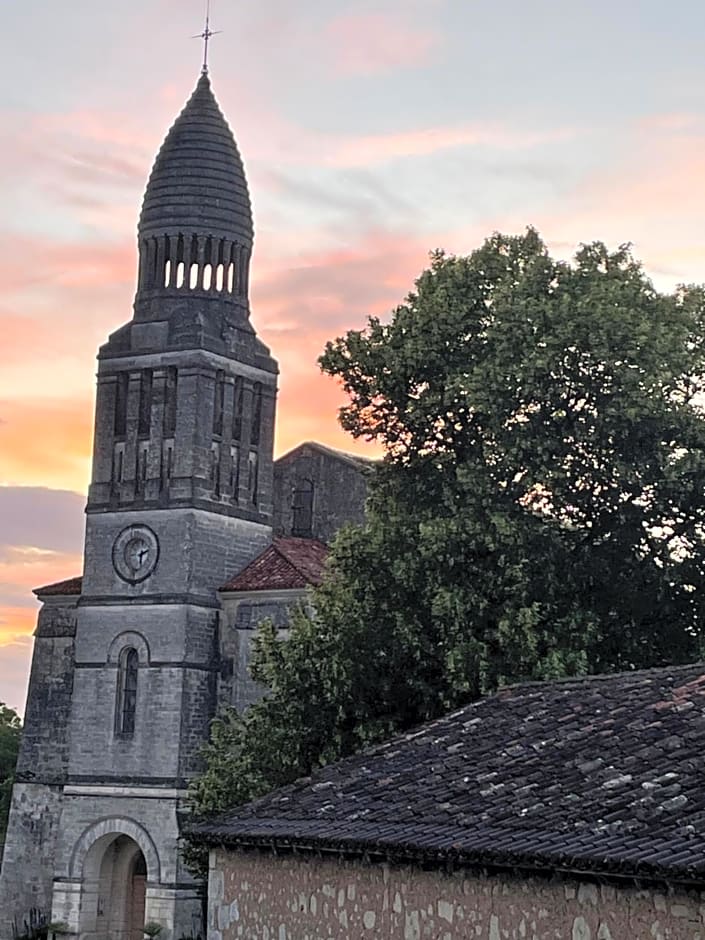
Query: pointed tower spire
134 70 256 331
193 0 222 75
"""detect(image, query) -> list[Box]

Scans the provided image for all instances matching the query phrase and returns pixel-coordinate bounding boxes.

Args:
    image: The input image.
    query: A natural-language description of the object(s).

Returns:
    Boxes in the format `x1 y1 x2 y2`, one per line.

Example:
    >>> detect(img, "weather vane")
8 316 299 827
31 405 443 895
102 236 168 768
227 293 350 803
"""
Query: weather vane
193 0 222 74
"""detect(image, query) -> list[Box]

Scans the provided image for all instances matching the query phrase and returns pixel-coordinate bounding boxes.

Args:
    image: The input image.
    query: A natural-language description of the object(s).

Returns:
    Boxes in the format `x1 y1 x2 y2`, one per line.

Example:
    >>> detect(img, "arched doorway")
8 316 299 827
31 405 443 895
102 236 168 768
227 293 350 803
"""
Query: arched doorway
79 834 147 939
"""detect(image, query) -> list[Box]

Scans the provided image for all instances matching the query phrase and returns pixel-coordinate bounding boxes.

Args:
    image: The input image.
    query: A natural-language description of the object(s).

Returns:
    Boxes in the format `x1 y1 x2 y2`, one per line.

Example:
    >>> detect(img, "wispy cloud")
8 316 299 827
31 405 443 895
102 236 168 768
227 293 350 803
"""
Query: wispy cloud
323 11 441 76
324 124 580 168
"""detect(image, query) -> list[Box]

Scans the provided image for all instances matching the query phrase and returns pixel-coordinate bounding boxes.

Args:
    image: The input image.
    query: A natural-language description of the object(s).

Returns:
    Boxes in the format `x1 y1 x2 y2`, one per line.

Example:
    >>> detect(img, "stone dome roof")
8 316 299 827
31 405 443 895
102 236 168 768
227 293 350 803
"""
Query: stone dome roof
138 72 253 247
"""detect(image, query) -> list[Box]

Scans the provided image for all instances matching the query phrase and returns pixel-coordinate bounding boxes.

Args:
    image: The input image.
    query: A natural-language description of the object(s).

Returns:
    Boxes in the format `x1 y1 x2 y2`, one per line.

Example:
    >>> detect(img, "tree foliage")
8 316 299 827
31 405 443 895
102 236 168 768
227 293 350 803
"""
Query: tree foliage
186 230 705 868
0 703 21 836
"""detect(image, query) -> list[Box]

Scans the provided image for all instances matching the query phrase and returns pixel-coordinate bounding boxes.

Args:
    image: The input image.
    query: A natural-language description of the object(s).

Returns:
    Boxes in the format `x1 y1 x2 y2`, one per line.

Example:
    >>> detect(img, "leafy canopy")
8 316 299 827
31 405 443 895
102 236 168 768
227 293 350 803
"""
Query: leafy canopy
186 230 705 869
0 703 21 835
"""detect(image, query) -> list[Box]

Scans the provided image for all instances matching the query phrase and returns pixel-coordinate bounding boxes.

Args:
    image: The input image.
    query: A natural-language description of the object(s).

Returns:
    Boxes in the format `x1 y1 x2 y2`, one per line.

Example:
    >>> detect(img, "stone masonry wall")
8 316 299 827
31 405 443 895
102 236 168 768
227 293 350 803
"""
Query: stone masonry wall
219 590 303 712
0 783 64 938
209 848 705 940
16 602 76 782
0 601 77 935
273 444 369 544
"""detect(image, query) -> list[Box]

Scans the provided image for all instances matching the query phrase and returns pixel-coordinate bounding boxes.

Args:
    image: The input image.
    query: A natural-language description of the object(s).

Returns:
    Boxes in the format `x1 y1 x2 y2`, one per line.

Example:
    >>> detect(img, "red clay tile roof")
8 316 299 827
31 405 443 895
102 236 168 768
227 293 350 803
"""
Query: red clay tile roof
221 538 328 592
33 576 83 597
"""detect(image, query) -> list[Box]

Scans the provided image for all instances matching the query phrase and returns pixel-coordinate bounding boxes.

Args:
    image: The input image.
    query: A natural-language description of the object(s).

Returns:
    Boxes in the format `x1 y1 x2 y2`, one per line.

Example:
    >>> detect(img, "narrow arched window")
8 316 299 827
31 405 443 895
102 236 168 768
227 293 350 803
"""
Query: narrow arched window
116 648 139 736
292 480 314 538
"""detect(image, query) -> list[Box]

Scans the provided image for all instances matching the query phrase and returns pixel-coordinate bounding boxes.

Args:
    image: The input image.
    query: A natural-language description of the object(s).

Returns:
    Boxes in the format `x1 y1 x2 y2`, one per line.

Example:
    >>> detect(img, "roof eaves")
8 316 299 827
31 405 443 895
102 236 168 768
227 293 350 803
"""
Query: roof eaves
191 824 705 889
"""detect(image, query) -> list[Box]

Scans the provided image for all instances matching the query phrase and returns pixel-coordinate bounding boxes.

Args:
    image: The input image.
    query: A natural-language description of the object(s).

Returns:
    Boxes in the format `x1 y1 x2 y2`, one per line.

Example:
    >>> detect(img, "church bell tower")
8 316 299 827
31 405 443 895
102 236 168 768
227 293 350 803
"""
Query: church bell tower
0 68 277 939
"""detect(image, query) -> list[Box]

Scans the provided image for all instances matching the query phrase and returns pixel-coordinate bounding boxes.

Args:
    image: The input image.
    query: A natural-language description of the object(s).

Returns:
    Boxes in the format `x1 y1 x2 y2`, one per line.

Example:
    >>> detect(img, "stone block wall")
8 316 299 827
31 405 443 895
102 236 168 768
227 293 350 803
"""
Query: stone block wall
67 602 221 785
82 507 271 602
208 848 705 940
0 783 64 937
0 599 77 935
272 443 370 544
16 601 77 782
219 590 303 712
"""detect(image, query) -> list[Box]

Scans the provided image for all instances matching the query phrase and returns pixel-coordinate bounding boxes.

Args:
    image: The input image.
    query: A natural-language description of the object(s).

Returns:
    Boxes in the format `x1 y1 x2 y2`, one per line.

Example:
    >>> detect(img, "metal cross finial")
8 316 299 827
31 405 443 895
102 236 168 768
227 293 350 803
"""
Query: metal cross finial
193 0 222 74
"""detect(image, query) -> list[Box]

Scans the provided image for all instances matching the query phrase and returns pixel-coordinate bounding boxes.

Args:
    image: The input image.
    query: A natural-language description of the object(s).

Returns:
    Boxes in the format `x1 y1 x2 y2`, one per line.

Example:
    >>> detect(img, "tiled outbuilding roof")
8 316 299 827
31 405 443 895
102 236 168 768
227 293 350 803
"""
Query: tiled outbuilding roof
220 538 328 592
33 576 83 597
194 663 705 884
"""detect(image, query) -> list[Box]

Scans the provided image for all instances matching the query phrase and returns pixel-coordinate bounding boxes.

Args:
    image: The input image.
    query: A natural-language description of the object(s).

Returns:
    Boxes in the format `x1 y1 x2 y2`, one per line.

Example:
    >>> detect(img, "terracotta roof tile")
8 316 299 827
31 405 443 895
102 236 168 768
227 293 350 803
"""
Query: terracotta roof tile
193 663 705 883
220 538 328 592
33 576 83 597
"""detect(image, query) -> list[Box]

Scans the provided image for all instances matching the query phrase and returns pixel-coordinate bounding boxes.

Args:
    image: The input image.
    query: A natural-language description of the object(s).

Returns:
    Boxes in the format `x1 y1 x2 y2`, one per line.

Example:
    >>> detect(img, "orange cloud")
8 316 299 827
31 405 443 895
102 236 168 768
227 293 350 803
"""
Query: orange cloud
275 366 383 460
324 12 440 75
0 621 34 714
0 608 36 642
0 547 82 604
0 398 93 492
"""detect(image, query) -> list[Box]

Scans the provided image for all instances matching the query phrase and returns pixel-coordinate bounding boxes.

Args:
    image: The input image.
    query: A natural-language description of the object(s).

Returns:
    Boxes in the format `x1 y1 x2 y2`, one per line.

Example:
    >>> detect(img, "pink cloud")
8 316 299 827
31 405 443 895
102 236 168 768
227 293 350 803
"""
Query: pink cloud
324 12 440 75
324 123 580 168
524 115 705 287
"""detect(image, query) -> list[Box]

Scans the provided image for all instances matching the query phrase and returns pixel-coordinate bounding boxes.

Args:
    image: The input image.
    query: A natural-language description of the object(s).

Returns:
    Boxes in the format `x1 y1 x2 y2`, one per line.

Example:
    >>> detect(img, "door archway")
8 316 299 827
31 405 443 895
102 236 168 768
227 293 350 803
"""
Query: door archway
79 833 147 939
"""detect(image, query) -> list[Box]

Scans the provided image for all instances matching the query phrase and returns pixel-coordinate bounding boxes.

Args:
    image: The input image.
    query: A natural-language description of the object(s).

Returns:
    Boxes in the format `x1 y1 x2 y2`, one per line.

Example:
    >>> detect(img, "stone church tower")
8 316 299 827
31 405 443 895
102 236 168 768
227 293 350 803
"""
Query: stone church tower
0 71 281 938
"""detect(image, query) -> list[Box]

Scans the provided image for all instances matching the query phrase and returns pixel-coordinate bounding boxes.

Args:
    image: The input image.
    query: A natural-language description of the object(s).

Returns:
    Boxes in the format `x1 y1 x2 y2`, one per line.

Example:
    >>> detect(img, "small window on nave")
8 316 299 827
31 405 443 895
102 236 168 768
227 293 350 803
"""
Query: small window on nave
292 480 314 539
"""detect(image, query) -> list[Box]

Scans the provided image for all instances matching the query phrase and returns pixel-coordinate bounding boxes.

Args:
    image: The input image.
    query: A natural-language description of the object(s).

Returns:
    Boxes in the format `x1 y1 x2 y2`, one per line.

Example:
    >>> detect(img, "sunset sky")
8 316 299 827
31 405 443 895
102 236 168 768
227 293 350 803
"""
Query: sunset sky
3 0 705 712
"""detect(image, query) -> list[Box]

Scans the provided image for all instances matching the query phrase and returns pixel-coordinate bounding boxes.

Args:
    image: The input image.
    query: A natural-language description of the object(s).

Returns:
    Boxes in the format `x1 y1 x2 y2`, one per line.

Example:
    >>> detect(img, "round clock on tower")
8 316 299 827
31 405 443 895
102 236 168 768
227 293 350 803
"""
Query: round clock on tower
112 525 160 583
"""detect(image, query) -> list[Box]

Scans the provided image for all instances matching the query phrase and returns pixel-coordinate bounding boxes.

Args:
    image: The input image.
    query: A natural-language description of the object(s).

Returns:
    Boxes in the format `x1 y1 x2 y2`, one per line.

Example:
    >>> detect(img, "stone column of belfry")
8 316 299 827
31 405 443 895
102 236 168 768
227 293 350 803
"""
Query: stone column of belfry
145 368 167 502
122 371 143 502
218 376 236 499
90 372 119 501
0 67 279 939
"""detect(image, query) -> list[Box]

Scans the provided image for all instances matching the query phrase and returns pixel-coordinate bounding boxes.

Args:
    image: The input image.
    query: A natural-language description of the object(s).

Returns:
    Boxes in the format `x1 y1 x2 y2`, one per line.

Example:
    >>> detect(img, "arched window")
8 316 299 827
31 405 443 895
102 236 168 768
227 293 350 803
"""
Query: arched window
292 479 314 538
116 648 139 736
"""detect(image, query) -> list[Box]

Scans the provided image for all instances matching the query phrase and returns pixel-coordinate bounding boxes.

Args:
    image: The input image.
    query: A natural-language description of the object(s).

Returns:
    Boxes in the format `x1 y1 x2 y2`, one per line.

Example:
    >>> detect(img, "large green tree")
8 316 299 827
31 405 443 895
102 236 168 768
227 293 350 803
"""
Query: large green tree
186 230 705 867
0 703 21 836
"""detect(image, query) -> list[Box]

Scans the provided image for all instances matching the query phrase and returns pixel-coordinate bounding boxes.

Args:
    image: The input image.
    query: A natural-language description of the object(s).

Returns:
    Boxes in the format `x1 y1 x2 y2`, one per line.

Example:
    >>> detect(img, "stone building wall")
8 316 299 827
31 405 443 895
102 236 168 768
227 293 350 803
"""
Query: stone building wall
272 443 370 544
208 848 705 940
0 598 77 936
219 588 307 712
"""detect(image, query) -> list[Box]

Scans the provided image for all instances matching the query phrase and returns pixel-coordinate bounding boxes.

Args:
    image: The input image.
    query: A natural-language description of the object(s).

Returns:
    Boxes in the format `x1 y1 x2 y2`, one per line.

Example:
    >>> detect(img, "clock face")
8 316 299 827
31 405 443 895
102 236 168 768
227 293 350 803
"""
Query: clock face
112 525 159 584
